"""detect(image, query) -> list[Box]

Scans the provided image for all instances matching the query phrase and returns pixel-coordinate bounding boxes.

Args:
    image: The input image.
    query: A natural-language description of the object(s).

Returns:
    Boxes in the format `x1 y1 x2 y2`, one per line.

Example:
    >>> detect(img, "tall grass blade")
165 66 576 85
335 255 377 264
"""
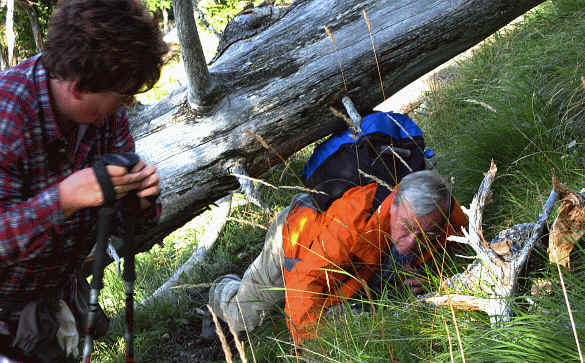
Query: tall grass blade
557 263 584 363
363 9 385 100
449 301 466 363
323 25 348 92
207 304 234 363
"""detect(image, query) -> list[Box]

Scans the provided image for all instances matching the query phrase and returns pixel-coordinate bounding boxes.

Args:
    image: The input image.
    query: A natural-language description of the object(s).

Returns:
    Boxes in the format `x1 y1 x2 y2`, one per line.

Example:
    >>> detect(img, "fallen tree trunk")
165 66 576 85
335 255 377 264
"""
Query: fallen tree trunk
129 0 545 254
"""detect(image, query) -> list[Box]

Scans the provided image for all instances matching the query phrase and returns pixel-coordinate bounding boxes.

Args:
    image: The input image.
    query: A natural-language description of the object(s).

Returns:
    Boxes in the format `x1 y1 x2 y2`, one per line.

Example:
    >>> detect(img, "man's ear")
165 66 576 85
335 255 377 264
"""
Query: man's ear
69 80 84 101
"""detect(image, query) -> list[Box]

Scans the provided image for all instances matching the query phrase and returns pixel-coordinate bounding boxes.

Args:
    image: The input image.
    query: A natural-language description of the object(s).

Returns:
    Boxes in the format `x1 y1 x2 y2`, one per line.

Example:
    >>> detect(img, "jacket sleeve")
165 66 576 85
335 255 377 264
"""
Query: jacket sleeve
283 234 377 344
282 248 334 344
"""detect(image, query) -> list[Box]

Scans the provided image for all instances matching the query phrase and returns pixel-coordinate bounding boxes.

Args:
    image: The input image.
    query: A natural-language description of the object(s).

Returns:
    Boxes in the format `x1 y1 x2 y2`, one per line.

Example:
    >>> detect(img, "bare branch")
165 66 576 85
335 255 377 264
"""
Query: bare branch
230 162 270 211
172 0 210 110
139 195 232 306
515 188 557 271
341 96 362 133
422 294 492 312
446 235 468 245
193 0 220 38
426 164 558 325
463 161 505 268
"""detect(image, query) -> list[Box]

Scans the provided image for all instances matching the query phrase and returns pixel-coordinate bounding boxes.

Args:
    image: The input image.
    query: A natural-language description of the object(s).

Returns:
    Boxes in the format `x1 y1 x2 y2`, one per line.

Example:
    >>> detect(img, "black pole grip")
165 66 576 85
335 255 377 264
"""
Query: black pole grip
122 195 139 282
93 160 116 207
91 206 115 289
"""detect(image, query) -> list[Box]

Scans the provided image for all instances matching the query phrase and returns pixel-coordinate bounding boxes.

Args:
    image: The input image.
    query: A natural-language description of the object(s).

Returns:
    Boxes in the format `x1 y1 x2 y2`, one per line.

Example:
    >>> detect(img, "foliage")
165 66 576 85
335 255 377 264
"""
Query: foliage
198 0 289 33
0 1 55 61
143 0 172 12
198 0 252 33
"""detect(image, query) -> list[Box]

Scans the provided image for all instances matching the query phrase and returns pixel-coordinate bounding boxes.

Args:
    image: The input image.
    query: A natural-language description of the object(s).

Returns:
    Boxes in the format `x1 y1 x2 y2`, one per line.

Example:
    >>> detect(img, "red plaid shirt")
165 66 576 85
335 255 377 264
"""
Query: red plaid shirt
0 55 159 309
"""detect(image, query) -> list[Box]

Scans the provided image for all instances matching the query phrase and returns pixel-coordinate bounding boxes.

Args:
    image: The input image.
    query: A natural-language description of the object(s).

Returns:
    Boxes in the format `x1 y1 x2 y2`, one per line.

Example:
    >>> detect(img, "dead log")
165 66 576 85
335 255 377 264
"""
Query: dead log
423 162 558 324
128 0 545 255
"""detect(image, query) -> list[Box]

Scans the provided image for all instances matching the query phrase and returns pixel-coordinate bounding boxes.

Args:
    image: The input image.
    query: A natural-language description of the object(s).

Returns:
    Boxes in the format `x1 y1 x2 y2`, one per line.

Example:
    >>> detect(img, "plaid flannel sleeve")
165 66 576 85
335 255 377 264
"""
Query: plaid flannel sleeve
0 100 65 268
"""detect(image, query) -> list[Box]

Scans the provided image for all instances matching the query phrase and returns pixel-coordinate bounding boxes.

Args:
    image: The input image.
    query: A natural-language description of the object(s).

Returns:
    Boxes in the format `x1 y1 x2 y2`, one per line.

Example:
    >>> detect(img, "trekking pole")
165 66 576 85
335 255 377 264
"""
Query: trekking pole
82 152 140 363
83 158 117 363
122 192 139 363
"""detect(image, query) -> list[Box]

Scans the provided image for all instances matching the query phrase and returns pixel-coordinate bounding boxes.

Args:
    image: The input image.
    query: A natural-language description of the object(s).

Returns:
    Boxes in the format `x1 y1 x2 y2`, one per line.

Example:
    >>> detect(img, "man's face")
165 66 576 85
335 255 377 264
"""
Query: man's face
389 199 446 255
72 90 133 126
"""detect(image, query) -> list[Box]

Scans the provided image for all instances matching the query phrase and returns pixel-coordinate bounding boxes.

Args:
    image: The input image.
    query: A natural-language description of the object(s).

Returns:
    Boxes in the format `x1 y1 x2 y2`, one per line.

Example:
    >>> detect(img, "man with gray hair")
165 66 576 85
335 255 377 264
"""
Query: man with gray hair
208 170 466 344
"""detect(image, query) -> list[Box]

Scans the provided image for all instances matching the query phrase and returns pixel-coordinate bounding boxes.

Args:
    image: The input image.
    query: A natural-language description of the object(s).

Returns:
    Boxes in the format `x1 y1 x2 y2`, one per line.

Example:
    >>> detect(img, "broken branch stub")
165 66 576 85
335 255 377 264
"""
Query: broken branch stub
341 96 362 135
455 161 506 269
424 162 555 325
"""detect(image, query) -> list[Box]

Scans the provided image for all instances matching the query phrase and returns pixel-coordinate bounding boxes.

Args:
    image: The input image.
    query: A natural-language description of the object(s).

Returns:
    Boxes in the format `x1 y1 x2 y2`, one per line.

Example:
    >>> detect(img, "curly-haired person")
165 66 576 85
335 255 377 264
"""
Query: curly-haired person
0 1 168 361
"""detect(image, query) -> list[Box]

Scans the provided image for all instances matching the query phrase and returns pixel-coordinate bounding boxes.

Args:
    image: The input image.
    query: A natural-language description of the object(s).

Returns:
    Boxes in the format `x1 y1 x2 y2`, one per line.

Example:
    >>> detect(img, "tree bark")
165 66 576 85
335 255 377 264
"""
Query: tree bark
162 0 169 34
129 0 545 255
171 0 209 109
6 0 15 66
0 46 7 71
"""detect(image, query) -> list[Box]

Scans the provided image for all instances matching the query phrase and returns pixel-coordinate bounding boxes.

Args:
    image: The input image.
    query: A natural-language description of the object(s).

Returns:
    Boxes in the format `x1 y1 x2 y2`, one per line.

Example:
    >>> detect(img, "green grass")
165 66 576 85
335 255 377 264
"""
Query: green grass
94 0 585 361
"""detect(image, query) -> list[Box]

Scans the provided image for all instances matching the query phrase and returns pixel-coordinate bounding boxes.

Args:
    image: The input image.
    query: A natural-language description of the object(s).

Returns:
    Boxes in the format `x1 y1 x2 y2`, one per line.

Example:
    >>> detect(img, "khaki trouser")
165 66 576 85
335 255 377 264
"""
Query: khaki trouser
209 206 290 332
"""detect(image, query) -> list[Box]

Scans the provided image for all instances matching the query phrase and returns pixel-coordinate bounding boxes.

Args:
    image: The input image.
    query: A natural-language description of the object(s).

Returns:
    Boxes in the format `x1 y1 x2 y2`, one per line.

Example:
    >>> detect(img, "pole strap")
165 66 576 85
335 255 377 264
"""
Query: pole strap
93 159 116 207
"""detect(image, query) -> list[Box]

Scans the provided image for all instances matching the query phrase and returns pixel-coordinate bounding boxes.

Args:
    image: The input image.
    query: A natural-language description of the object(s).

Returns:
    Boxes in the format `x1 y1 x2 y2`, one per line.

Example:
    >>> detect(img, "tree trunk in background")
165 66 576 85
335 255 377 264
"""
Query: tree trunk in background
6 0 15 66
128 0 545 255
23 3 43 52
0 47 7 70
162 0 169 33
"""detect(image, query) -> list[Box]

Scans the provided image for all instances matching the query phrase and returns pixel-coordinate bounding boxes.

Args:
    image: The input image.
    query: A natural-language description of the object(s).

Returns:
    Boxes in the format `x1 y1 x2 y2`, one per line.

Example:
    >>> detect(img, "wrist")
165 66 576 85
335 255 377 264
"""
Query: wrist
57 181 76 219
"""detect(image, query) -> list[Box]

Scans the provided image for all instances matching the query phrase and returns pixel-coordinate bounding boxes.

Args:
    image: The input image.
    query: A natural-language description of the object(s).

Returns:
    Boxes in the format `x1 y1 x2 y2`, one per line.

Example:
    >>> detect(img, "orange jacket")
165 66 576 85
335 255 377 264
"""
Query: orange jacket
281 183 466 343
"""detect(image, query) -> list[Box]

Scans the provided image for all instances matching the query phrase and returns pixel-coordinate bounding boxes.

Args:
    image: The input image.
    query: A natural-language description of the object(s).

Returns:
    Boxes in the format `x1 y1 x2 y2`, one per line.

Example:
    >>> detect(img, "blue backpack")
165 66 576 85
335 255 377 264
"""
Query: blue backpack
302 112 431 212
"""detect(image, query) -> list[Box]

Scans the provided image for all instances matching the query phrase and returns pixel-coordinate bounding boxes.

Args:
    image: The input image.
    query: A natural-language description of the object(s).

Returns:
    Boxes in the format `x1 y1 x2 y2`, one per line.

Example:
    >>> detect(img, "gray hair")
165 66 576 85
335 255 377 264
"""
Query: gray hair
394 170 451 216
